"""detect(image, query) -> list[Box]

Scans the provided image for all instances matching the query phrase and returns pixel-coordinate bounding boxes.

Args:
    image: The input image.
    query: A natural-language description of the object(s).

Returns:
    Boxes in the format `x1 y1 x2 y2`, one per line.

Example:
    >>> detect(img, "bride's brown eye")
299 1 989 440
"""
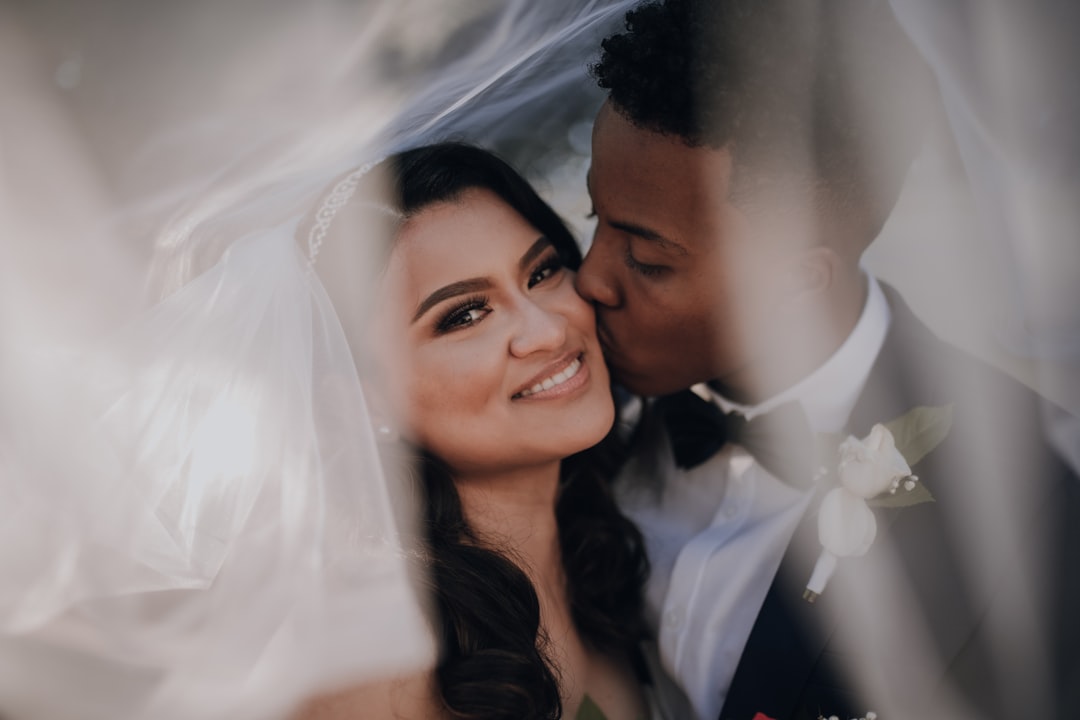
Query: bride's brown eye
436 296 491 333
527 255 564 288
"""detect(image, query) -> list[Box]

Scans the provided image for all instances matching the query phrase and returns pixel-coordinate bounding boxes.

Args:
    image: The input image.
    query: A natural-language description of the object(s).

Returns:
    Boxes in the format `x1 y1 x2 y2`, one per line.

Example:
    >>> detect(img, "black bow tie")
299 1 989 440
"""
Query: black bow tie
654 389 816 487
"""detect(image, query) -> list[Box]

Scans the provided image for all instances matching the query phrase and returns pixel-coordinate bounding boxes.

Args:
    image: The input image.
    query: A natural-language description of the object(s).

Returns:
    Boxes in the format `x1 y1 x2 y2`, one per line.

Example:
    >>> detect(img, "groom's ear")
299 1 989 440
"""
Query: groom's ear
781 245 839 300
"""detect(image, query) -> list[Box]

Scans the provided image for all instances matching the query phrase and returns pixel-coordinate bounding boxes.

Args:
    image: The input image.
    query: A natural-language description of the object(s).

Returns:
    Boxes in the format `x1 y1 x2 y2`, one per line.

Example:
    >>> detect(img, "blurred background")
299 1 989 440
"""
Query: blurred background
4 0 1077 413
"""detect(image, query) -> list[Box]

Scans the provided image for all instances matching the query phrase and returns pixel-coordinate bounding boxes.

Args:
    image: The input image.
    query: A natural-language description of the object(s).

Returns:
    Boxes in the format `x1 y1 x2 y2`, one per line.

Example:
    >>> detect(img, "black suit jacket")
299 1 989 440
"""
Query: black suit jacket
718 287 1080 720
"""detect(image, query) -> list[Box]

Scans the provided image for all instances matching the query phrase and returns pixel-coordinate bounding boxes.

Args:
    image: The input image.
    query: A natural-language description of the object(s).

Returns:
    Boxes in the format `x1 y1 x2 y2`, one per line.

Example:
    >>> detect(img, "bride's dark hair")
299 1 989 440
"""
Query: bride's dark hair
380 143 649 720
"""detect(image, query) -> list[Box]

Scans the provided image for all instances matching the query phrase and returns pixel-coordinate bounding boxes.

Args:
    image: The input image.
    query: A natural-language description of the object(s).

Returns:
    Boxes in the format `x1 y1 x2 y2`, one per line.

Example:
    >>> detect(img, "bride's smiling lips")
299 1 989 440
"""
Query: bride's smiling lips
511 352 590 401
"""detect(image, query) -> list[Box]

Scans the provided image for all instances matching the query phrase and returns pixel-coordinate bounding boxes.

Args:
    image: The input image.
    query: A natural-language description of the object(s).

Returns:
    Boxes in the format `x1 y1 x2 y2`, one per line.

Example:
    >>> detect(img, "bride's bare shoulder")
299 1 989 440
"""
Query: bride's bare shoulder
292 670 442 720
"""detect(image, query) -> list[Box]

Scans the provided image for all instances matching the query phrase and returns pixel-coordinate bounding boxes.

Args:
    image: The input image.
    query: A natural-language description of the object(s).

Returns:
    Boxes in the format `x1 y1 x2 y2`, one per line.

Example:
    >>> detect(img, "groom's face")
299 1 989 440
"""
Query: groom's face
577 102 791 397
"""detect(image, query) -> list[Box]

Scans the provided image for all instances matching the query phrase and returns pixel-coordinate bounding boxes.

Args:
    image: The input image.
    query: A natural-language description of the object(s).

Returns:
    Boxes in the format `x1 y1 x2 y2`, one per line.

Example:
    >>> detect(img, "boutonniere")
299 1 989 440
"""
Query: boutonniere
803 405 953 602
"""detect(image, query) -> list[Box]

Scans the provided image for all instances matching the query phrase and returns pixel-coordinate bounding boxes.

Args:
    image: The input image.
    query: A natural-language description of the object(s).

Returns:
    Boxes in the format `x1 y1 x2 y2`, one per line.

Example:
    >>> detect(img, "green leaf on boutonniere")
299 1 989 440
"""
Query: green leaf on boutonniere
883 403 953 467
575 694 608 720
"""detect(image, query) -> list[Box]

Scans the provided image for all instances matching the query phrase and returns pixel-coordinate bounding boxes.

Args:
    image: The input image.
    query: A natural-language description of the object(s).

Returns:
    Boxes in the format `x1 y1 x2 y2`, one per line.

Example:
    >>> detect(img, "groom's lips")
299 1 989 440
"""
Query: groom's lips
596 320 650 388
595 316 612 345
595 321 629 374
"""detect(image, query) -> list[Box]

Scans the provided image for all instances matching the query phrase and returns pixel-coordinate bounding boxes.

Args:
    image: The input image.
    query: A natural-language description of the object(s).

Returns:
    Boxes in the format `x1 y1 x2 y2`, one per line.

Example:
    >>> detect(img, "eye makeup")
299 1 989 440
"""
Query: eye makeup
434 295 491 334
527 251 564 288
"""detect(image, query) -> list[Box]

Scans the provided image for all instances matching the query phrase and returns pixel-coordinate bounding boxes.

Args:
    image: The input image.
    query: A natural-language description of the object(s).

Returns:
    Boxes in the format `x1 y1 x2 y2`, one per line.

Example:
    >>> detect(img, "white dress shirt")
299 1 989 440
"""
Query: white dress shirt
618 275 891 720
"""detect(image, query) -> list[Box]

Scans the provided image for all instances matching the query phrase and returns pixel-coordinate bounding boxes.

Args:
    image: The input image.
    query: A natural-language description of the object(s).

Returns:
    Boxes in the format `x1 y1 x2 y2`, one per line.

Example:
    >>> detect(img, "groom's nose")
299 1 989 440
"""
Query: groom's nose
575 239 621 308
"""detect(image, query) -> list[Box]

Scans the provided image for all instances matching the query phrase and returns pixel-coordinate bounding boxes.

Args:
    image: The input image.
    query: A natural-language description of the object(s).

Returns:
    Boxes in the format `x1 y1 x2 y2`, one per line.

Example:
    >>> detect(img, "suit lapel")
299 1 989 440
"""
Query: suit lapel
848 284 941 435
720 285 956 720
721 283 1078 719
838 286 1040 716
719 484 848 720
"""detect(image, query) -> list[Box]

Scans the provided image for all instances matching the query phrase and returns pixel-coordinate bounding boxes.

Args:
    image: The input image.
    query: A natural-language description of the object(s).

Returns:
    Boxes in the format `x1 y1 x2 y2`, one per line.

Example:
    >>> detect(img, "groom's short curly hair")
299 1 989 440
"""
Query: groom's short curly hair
592 0 935 220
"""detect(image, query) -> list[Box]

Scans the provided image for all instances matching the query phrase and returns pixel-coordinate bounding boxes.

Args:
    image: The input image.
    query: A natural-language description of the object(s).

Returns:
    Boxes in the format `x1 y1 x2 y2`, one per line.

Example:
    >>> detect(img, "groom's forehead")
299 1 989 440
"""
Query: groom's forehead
592 134 728 197
589 139 740 220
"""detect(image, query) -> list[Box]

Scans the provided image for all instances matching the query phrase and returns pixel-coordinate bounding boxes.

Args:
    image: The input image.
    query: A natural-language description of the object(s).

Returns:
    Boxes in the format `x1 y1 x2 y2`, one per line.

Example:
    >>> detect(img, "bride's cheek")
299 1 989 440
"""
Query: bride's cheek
555 281 597 327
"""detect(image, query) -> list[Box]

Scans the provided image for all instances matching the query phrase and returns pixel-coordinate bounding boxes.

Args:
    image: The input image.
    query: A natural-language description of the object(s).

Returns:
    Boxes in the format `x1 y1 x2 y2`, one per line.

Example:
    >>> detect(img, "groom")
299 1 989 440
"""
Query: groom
576 1 1080 719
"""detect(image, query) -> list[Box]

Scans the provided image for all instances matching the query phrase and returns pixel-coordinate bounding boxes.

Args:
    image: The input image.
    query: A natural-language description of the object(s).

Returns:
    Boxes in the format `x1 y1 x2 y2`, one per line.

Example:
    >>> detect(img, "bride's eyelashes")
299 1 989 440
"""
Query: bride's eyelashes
527 252 565 288
432 254 564 335
435 296 491 333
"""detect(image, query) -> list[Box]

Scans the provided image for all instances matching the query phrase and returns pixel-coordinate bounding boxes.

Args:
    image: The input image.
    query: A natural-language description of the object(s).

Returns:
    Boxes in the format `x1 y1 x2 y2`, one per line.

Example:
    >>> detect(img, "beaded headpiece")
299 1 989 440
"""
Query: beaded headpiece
306 158 384 265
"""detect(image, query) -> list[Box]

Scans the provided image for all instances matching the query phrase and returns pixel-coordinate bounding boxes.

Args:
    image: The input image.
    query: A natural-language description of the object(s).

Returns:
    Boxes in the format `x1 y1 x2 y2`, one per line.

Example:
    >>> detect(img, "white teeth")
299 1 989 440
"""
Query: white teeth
517 357 582 398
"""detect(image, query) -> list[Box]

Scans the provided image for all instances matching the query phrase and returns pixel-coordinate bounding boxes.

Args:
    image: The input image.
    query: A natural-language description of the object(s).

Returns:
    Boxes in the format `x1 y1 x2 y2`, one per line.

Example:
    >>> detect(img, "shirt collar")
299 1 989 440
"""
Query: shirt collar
704 273 891 433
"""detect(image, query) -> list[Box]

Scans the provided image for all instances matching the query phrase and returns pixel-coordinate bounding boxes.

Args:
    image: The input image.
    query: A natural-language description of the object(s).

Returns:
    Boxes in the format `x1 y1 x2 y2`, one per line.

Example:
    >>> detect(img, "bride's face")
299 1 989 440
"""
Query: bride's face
371 187 613 476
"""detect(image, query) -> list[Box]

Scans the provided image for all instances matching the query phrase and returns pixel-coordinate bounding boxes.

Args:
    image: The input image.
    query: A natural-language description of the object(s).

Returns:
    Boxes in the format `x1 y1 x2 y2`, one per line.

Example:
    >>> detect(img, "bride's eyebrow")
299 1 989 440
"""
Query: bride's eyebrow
518 236 553 271
410 237 552 324
412 278 492 323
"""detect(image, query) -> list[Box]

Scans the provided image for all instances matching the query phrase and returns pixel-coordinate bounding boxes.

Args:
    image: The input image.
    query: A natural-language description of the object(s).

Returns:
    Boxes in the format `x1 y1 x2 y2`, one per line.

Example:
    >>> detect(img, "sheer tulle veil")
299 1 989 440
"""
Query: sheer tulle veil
2 1 1078 719
0 2 634 718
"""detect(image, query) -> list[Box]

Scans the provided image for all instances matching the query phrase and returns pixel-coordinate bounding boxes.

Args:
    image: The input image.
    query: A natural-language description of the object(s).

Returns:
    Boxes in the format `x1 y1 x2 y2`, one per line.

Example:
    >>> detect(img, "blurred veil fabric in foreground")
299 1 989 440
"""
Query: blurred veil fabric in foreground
1 1 1078 719
1 226 434 719
0 2 634 718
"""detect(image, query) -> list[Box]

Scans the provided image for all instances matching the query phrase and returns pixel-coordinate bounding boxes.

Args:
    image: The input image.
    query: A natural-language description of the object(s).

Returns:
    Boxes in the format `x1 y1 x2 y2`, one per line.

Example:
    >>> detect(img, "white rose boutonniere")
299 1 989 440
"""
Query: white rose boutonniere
804 405 952 602
837 424 912 499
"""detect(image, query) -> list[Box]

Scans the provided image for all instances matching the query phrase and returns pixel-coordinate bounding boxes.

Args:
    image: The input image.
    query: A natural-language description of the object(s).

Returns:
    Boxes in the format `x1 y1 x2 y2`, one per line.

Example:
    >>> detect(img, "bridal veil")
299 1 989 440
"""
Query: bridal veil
0 2 634 718
1 1 1077 718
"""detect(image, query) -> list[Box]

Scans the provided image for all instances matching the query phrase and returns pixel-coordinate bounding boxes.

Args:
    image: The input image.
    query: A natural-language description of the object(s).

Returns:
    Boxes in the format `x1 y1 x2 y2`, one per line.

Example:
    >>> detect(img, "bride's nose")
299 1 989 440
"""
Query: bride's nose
508 298 569 357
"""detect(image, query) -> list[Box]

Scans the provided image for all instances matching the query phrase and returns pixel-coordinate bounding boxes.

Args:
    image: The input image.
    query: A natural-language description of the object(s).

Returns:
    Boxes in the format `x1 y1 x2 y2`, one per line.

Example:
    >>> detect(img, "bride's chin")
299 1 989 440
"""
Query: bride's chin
565 397 617 454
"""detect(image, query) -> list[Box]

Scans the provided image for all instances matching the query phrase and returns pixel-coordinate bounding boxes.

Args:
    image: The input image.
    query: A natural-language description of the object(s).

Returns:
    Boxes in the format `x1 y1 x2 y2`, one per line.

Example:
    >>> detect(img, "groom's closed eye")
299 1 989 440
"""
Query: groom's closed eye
606 222 684 279
624 242 668 278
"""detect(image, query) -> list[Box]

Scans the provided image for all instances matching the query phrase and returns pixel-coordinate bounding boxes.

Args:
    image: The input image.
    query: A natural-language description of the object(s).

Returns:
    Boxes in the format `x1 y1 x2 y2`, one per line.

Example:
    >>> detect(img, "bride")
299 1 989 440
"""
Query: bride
1 5 656 717
296 142 651 720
